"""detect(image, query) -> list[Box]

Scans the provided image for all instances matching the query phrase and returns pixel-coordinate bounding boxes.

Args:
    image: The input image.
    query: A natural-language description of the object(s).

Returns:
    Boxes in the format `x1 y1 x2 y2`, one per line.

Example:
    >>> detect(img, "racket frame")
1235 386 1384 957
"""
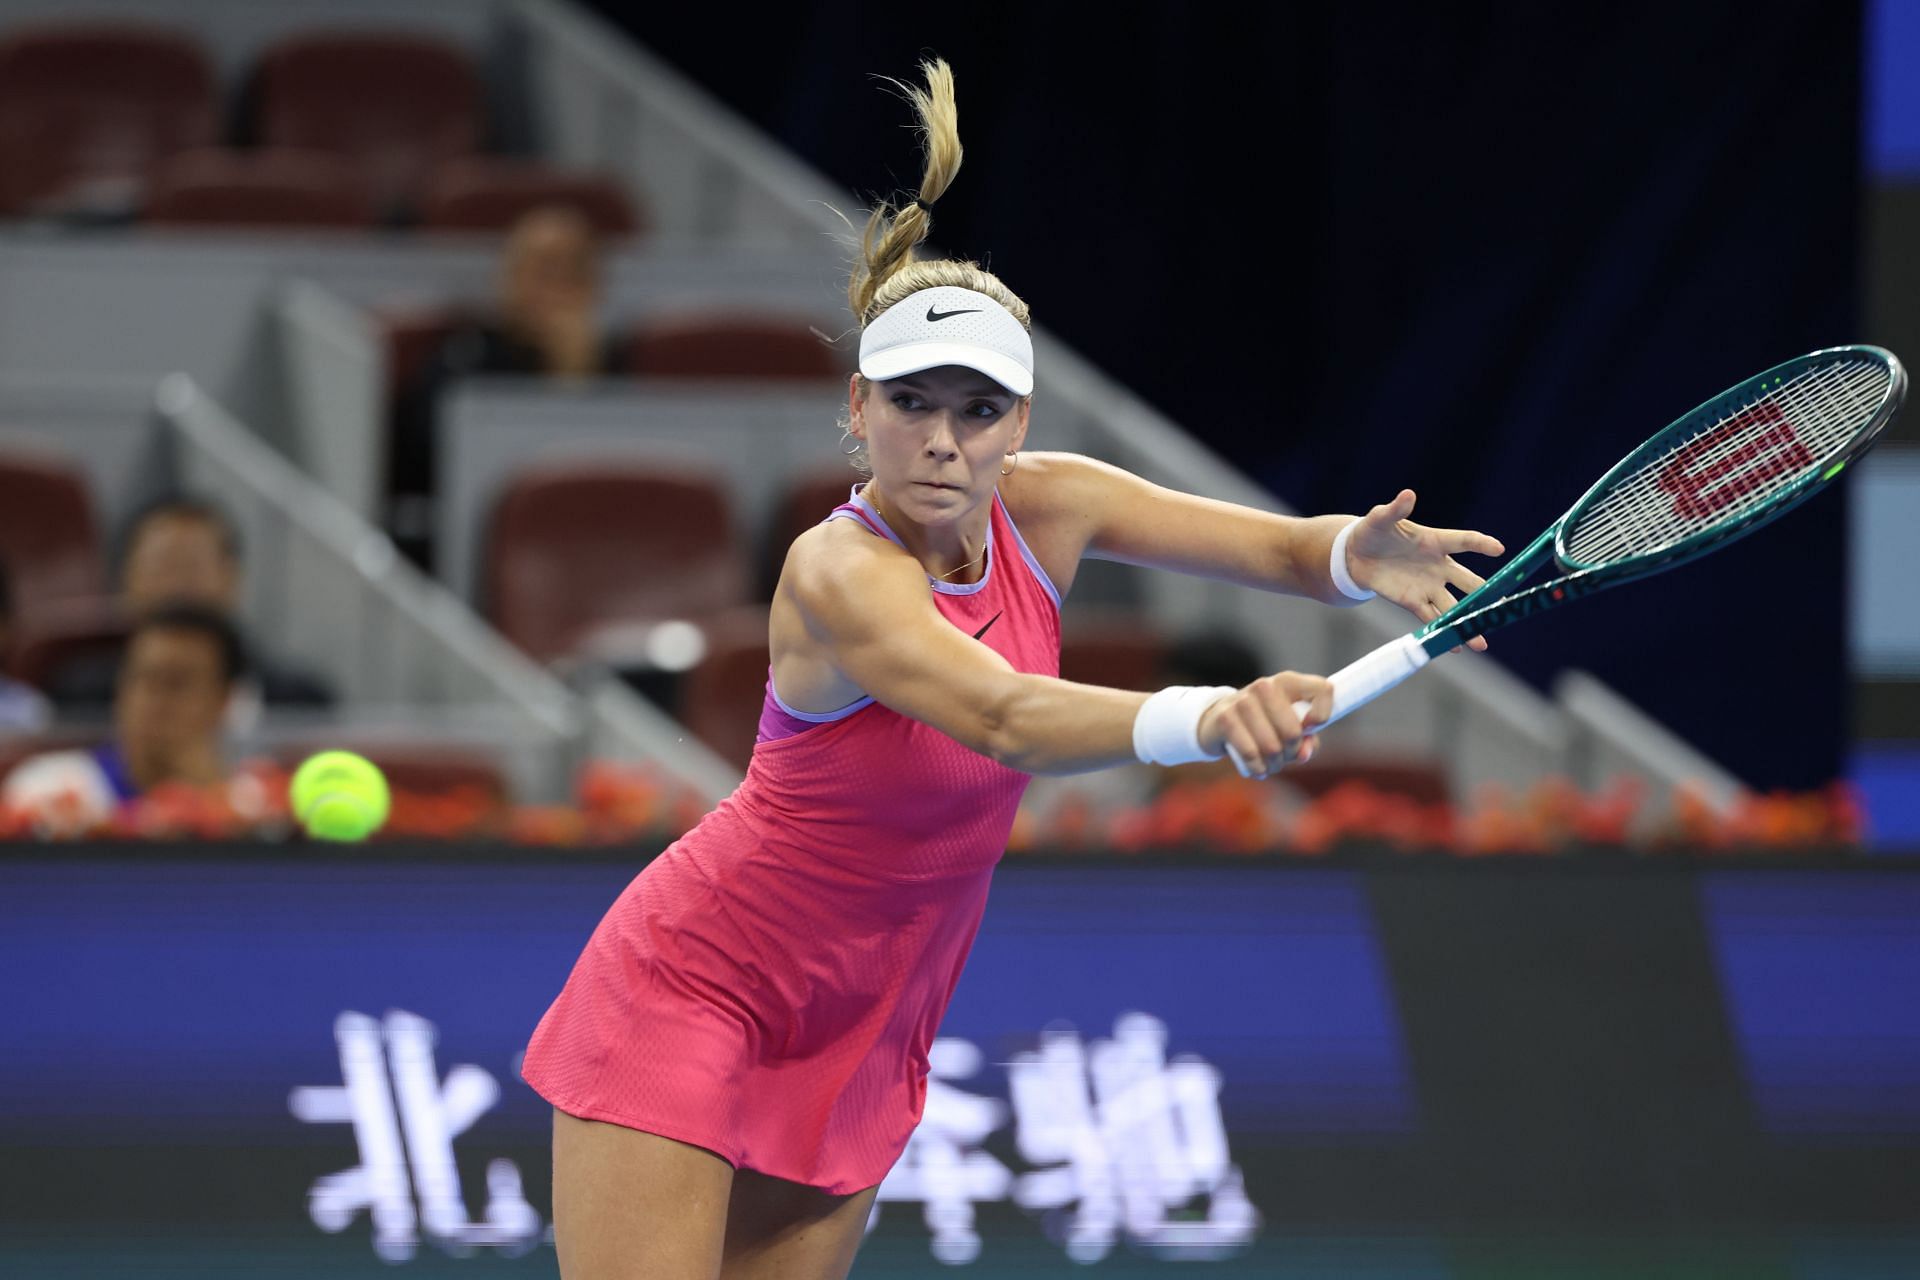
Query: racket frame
1412 344 1905 660
1283 345 1906 738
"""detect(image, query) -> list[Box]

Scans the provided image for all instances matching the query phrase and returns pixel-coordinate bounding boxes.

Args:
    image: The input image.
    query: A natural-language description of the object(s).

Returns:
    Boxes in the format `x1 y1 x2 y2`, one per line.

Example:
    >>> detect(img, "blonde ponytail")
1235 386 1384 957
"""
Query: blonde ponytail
847 59 1032 335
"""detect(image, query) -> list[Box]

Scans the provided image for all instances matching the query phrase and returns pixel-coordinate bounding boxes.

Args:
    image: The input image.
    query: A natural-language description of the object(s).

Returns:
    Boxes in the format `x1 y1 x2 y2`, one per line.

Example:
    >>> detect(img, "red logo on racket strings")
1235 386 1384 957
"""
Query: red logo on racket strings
1657 402 1812 520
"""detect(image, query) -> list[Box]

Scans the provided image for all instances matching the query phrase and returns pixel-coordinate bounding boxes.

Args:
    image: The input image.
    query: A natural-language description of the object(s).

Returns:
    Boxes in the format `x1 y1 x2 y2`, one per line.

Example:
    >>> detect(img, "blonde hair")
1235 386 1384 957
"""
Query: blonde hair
837 60 1032 475
847 59 1032 335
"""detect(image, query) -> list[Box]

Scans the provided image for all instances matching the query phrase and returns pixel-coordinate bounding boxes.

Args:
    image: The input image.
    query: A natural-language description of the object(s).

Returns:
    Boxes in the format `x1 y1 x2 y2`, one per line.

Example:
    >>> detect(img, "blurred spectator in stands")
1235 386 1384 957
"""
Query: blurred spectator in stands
45 496 333 722
0 559 53 731
390 204 628 566
2 602 239 826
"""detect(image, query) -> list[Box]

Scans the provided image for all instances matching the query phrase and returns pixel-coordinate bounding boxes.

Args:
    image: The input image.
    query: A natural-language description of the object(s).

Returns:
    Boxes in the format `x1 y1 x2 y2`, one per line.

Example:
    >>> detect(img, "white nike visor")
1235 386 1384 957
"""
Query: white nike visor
858 286 1034 397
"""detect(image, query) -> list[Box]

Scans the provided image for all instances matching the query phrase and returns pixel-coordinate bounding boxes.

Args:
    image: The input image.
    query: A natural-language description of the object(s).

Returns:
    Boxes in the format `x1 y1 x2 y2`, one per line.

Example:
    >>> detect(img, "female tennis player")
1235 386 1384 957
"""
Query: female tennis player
521 60 1503 1280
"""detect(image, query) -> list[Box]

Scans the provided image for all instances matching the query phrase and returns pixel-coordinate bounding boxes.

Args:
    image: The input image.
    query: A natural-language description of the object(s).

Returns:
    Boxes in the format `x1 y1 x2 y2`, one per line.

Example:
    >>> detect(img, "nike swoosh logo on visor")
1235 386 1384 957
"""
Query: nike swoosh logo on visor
926 306 982 322
972 611 1002 640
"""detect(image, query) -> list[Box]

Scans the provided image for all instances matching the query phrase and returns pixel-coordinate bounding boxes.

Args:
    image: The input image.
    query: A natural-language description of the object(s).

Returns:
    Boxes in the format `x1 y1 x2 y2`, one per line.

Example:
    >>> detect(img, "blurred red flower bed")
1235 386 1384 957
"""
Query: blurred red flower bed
1005 773 1867 857
0 759 708 846
0 758 1868 855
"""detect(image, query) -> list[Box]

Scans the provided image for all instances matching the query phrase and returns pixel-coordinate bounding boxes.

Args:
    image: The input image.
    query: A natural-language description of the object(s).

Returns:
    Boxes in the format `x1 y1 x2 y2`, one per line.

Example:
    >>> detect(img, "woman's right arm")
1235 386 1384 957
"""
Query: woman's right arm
780 524 1332 777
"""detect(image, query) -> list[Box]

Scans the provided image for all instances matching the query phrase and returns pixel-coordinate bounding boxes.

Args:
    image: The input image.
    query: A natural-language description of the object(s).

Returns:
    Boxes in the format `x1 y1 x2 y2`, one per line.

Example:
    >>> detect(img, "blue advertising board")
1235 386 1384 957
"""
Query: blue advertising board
2 849 1918 1278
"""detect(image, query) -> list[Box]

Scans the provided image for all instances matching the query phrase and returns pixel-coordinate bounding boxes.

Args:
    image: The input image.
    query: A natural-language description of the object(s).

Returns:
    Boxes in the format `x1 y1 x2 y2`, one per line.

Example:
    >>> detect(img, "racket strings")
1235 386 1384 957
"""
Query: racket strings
1562 358 1888 566
1568 363 1855 561
1586 364 1849 546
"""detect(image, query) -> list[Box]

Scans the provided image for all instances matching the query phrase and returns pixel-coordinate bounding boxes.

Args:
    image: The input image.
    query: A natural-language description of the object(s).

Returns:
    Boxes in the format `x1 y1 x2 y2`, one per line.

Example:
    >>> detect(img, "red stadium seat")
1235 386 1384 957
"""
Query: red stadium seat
418 158 643 237
1058 614 1173 692
377 306 461 404
759 466 862 597
4 596 128 688
485 463 748 663
146 149 378 229
0 23 216 217
676 606 773 771
251 32 482 213
627 313 845 380
0 450 105 612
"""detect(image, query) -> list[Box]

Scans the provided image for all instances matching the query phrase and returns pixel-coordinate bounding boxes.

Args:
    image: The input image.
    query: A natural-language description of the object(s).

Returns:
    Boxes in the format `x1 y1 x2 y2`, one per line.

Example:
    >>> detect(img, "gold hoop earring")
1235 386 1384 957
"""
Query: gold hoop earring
1000 452 1019 477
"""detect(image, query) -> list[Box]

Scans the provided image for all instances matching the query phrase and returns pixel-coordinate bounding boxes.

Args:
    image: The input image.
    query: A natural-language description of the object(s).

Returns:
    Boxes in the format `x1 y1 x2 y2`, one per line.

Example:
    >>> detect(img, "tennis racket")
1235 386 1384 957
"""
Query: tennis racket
1292 343 1906 734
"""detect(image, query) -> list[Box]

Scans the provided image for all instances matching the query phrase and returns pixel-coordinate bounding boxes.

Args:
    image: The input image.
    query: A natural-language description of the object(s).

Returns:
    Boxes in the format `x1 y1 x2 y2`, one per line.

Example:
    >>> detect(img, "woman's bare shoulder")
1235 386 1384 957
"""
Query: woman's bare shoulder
780 518 921 620
997 450 1136 554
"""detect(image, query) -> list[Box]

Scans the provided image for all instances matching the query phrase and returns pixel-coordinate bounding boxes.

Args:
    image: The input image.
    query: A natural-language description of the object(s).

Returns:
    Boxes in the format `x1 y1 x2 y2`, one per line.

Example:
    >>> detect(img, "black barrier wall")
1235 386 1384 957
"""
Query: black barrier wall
3 847 1917 1278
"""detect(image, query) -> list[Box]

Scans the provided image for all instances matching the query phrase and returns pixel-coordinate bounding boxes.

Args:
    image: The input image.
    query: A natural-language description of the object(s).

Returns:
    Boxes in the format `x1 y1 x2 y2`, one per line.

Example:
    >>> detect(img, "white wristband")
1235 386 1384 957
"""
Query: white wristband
1330 518 1376 601
1132 685 1238 767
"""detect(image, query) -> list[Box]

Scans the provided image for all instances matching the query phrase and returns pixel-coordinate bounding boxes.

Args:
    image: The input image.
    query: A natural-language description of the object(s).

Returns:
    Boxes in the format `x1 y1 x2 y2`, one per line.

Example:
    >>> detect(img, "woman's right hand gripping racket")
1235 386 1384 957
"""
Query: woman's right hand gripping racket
1290 344 1906 736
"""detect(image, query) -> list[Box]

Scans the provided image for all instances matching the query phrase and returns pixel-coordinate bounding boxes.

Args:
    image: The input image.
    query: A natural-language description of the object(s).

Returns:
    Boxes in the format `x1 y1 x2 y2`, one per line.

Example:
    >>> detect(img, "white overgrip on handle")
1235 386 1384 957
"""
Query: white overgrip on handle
1289 633 1431 735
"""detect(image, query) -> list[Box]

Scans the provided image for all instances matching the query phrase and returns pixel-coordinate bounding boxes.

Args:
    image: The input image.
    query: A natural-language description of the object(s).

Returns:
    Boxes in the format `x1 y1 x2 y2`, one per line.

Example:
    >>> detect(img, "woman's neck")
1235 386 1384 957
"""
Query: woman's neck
861 481 992 585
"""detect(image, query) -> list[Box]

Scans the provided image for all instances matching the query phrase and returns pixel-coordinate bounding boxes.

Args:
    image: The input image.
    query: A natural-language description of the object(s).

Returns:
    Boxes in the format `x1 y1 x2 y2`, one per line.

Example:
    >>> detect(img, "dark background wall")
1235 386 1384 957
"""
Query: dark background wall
590 0 1864 790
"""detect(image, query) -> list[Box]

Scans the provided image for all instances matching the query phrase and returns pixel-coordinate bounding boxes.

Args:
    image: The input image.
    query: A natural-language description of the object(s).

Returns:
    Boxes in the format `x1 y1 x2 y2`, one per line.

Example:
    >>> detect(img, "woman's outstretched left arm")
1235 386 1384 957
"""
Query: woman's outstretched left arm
1004 451 1505 650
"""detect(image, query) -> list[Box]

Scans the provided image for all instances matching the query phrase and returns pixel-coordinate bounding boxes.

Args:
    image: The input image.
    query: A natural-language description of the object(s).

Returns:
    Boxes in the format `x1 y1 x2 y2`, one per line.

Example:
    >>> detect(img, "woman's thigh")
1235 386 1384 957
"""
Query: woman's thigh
551 1109 736 1280
720 1169 880 1280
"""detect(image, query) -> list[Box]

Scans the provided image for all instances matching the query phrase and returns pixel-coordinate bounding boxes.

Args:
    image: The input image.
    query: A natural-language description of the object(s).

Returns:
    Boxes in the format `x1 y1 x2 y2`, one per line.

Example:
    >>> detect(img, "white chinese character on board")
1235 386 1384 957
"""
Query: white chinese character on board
290 1010 543 1261
870 1038 1014 1264
1008 1012 1259 1264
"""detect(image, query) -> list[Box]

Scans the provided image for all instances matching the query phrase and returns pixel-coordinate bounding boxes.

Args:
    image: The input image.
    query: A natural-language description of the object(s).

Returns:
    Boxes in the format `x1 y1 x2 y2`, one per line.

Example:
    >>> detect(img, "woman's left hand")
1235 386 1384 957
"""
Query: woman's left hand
1345 489 1505 652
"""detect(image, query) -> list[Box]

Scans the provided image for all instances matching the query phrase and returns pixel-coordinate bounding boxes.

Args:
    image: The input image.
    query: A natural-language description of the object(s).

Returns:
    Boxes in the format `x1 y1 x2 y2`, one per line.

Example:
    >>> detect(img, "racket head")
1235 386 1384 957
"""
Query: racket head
1553 345 1904 578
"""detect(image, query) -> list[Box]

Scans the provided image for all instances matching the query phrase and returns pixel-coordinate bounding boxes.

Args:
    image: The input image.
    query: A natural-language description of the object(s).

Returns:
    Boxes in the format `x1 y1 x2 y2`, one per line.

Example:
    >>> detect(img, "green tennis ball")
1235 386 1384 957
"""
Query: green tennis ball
290 751 390 842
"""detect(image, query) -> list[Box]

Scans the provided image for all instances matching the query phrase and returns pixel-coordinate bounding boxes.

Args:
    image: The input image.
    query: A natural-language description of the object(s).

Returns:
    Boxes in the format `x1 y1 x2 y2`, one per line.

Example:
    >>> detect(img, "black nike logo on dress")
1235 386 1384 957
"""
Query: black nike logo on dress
926 306 982 322
972 611 1002 640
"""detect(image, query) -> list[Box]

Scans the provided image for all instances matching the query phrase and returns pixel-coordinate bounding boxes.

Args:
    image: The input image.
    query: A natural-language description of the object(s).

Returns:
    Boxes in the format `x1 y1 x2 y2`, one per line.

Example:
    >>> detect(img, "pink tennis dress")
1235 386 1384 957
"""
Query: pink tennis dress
520 486 1062 1193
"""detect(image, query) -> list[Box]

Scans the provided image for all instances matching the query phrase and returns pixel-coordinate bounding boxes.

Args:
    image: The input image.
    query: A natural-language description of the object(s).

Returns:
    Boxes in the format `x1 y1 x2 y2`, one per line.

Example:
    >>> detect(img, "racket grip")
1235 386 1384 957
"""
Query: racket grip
1289 634 1431 735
